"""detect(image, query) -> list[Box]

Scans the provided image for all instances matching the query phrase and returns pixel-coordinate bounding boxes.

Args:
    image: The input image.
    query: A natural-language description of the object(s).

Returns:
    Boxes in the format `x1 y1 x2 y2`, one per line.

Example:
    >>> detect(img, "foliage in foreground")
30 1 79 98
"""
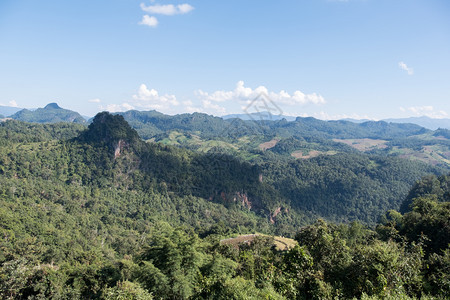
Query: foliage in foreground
0 115 449 299
1 186 449 299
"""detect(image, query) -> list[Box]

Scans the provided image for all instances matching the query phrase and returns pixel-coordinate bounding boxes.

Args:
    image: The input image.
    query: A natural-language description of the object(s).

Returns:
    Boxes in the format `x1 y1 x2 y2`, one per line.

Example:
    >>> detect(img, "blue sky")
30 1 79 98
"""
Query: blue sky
0 0 449 120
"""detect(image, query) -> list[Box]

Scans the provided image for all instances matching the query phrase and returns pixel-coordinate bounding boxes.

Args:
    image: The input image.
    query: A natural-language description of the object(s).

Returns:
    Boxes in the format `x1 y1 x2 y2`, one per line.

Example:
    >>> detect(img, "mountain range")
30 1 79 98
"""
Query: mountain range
383 116 450 130
0 106 449 298
226 112 450 130
1 103 450 130
0 105 22 117
1 103 449 224
8 103 86 123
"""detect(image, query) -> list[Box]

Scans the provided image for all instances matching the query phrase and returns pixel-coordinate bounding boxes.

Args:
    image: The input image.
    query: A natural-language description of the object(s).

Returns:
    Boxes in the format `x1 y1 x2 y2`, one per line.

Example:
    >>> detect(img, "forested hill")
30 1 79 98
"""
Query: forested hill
1 103 440 144
11 102 86 124
112 110 450 169
115 109 429 140
7 104 449 169
73 113 447 225
0 113 448 298
0 113 446 227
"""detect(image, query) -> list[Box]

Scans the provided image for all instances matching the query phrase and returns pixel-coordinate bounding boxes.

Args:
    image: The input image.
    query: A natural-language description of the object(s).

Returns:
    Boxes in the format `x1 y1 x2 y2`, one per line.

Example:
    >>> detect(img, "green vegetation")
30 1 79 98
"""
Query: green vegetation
0 120 86 146
11 103 86 124
115 110 450 168
0 113 449 299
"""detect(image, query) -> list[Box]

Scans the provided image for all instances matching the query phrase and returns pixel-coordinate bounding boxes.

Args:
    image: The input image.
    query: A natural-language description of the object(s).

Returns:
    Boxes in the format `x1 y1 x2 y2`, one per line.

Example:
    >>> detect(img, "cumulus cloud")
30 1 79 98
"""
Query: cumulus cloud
181 100 202 113
177 4 195 14
139 15 158 27
202 100 227 114
101 84 179 113
311 111 374 121
195 81 326 106
0 100 19 107
400 105 433 114
400 106 448 118
140 3 194 15
8 100 18 107
398 61 414 75
102 103 135 113
131 84 179 110
89 98 101 103
101 82 326 116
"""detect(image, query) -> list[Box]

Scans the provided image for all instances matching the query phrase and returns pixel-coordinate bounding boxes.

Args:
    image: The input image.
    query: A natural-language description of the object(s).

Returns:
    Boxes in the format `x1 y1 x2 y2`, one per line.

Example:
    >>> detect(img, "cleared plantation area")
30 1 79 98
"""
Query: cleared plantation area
333 138 388 152
220 234 297 251
291 149 337 159
259 139 279 151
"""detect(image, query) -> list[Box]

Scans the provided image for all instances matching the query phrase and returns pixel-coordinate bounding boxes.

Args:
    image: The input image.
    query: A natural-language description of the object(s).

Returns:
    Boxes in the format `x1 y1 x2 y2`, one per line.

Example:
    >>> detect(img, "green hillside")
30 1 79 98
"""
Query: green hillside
115 110 450 168
11 103 86 124
0 113 449 299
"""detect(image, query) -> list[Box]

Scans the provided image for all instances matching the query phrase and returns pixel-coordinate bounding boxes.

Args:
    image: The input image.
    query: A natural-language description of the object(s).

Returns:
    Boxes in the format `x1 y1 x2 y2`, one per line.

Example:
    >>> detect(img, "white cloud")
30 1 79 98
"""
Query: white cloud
177 4 195 14
280 110 374 121
407 105 433 114
131 84 179 110
195 81 326 106
89 98 101 103
314 111 374 121
101 82 326 116
102 103 135 113
139 15 158 27
140 3 194 15
179 100 209 114
202 100 227 114
400 106 448 119
398 61 414 75
0 100 19 107
101 84 179 113
8 100 18 107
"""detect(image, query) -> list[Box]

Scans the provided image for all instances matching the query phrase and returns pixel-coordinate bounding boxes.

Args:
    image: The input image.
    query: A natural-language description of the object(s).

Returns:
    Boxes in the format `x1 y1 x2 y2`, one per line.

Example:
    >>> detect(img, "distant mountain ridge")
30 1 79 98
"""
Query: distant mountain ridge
0 105 22 117
4 102 450 131
344 116 450 130
114 110 428 141
225 114 450 130
11 103 86 124
382 116 450 130
223 112 297 122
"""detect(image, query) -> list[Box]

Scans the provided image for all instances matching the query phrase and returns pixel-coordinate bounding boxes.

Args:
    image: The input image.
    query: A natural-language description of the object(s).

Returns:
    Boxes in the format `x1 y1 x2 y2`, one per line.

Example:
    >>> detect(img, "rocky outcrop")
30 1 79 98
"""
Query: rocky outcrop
233 192 252 210
270 206 283 224
214 191 253 210
114 139 126 159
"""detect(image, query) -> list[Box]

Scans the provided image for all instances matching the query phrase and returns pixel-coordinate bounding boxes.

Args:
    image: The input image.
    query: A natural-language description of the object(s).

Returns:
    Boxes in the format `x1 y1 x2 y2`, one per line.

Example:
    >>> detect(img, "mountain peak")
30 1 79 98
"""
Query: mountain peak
77 112 141 151
11 103 86 123
44 103 62 109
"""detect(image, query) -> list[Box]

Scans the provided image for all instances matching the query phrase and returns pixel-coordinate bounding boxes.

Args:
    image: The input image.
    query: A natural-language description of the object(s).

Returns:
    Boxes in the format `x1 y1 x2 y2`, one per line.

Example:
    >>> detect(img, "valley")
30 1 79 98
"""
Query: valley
0 107 449 299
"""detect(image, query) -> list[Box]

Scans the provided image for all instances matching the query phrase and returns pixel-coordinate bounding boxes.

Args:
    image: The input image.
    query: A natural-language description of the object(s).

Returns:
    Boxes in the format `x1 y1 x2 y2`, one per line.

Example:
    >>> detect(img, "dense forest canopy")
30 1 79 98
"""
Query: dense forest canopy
0 112 449 299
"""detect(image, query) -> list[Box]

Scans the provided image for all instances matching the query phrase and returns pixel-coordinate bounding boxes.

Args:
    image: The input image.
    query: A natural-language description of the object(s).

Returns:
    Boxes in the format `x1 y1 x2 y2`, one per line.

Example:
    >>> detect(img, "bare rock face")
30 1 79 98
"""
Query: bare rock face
215 191 253 210
114 139 127 159
270 207 282 224
234 192 252 210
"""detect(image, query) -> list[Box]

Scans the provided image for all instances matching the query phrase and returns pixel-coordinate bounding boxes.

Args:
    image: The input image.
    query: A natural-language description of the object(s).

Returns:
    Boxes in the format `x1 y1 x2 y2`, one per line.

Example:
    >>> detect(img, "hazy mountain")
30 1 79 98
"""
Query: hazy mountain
382 116 450 130
223 112 297 121
0 105 22 117
341 118 371 124
11 103 86 124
